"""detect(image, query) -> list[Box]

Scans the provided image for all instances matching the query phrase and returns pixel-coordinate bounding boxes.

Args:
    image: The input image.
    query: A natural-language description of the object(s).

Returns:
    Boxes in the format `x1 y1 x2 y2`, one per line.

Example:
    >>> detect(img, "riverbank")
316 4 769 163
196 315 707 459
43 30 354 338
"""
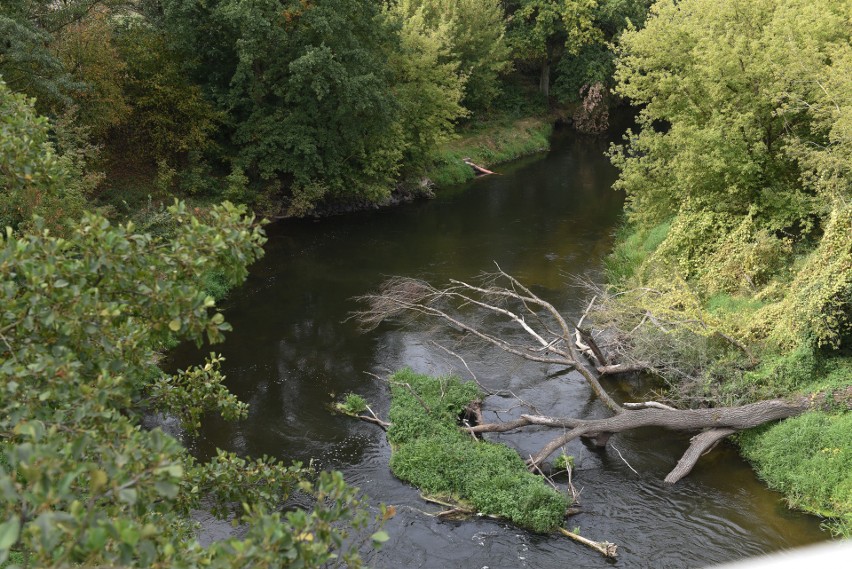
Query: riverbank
426 115 554 187
603 222 852 537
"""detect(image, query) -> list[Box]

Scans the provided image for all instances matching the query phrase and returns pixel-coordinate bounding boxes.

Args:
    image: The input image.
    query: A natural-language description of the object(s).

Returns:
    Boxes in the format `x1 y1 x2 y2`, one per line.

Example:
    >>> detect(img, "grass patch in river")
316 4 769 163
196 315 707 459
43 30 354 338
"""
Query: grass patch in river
386 369 569 533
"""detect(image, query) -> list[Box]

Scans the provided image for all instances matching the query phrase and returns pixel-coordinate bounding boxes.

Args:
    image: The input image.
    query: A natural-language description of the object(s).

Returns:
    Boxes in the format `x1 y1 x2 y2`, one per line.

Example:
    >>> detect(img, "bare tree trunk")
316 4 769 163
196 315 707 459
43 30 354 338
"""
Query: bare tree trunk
472 398 811 469
664 428 736 484
540 59 550 97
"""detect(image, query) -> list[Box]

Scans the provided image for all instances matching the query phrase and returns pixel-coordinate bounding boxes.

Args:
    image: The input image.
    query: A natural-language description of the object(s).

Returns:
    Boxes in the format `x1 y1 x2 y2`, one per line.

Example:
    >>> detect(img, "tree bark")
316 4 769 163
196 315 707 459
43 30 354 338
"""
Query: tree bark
473 397 818 471
664 428 736 484
540 59 550 97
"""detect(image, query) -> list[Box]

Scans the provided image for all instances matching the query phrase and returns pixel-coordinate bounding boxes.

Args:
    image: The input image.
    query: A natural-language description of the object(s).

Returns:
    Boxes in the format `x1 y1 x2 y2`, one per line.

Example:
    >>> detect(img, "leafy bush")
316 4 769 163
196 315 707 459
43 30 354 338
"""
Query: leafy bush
387 369 568 533
0 202 378 567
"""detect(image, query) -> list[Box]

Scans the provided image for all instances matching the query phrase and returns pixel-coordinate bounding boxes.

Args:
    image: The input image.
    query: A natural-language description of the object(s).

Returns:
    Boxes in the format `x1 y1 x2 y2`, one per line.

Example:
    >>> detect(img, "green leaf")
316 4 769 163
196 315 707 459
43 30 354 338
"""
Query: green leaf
154 480 179 499
168 318 182 332
0 517 21 551
86 527 108 551
370 530 389 544
119 488 138 505
90 470 108 493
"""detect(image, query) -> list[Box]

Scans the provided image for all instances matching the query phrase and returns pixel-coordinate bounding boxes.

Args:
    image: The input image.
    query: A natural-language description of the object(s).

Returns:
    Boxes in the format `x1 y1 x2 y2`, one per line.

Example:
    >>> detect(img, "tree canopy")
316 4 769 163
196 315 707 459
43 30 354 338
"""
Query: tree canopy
602 1 851 529
609 0 851 352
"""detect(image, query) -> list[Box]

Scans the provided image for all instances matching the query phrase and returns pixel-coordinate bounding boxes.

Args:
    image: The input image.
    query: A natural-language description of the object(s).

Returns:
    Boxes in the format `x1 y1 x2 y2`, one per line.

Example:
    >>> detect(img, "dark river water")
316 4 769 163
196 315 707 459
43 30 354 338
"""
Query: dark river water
168 123 829 567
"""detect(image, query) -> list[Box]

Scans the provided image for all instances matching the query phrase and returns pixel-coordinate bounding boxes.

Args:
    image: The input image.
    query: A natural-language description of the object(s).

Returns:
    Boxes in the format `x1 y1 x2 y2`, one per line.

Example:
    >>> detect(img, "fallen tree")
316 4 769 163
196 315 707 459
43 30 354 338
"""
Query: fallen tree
353 267 852 483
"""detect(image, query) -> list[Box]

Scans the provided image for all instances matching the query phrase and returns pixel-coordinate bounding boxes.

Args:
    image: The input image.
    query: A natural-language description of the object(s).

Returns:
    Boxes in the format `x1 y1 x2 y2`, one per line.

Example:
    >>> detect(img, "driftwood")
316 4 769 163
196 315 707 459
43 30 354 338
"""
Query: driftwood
353 267 852 484
559 527 618 558
470 398 816 477
462 158 497 176
421 495 617 557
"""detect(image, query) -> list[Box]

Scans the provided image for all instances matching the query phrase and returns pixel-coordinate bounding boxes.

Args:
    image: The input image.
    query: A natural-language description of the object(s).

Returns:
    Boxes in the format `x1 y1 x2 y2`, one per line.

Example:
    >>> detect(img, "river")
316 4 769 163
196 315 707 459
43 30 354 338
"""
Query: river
168 122 829 567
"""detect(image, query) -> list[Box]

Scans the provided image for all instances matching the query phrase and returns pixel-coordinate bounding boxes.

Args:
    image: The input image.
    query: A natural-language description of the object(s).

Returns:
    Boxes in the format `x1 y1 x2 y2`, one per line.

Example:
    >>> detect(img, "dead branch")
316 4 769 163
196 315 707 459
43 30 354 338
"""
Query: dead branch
434 507 474 519
558 527 618 558
390 381 432 414
596 362 651 376
354 272 623 414
528 456 561 492
429 340 494 395
623 401 677 411
609 443 638 475
353 414 391 430
664 428 736 484
353 273 849 485
364 404 390 430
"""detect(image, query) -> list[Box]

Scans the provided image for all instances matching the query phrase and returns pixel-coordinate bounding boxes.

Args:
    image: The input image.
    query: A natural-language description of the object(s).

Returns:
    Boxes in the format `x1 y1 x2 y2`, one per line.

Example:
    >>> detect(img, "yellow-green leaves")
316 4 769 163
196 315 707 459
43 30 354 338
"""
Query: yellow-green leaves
609 0 852 352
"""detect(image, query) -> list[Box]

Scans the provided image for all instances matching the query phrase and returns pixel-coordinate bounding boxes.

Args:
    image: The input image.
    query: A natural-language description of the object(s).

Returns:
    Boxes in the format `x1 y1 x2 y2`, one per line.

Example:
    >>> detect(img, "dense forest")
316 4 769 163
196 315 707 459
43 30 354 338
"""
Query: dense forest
1 0 850 566
1 0 650 225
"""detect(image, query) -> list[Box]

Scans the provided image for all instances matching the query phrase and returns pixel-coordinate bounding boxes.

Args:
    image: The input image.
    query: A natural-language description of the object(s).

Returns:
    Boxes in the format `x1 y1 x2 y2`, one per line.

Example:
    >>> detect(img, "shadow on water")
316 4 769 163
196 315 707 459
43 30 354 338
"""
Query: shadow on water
167 118 828 567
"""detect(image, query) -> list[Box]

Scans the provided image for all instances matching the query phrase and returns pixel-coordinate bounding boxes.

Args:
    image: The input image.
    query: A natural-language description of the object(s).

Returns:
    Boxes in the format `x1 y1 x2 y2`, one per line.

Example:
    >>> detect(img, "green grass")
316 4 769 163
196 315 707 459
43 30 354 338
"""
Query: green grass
739 411 852 537
718 344 852 402
386 369 569 533
427 116 554 187
706 293 767 315
336 393 368 415
604 221 671 284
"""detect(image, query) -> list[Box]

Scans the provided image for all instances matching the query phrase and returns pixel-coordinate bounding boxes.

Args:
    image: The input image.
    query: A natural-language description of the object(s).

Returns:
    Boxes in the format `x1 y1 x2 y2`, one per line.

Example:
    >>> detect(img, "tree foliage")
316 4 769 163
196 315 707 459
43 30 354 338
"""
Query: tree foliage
50 6 130 137
397 0 512 112
383 1 468 171
0 0 80 113
111 18 222 175
609 0 851 355
508 0 602 96
0 80 85 234
0 201 383 567
160 0 406 211
551 0 651 103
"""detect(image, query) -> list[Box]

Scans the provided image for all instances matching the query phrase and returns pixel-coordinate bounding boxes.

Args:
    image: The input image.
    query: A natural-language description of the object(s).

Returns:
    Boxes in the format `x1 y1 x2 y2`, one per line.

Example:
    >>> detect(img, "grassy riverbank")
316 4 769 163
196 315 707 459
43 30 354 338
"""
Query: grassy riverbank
604 222 852 537
427 115 554 187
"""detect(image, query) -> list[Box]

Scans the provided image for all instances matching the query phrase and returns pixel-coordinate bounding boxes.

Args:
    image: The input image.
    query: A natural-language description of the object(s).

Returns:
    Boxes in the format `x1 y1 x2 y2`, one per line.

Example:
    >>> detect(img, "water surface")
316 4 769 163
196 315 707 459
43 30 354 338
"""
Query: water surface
169 124 828 567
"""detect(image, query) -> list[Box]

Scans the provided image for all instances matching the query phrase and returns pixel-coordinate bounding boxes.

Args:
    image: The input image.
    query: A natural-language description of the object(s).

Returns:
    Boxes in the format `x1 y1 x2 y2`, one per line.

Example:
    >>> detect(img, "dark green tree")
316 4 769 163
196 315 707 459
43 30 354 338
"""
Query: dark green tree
161 0 407 214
